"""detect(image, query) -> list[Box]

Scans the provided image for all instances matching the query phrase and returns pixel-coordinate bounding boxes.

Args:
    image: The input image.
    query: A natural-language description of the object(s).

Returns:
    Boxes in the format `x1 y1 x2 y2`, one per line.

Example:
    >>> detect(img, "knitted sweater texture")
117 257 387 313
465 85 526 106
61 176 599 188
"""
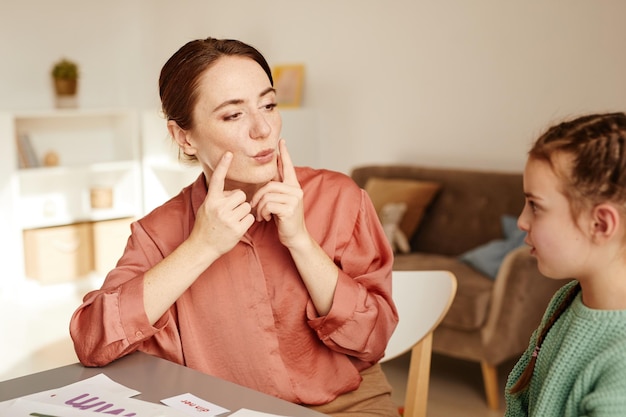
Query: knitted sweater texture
504 280 626 416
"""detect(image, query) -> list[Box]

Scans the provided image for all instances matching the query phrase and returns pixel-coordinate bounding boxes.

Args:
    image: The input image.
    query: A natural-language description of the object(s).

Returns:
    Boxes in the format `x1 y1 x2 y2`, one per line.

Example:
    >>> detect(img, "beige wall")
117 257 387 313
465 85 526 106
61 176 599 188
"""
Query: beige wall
1 0 625 174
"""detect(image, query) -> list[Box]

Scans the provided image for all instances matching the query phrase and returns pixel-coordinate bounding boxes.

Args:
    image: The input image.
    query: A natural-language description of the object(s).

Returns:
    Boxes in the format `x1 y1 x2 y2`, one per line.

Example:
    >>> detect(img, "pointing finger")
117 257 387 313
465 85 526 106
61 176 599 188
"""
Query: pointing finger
278 139 297 185
208 152 232 196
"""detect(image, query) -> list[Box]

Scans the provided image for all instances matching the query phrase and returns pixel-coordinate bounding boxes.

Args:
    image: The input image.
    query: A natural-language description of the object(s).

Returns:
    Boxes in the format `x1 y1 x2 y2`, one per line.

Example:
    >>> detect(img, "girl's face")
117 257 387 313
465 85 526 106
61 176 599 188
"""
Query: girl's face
518 156 593 279
182 56 282 190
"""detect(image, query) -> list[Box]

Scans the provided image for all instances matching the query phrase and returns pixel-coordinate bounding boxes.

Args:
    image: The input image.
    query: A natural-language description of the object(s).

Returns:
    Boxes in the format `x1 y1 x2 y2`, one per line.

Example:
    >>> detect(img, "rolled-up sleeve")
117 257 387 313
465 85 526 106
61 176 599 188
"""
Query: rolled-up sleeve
306 188 398 363
69 221 183 367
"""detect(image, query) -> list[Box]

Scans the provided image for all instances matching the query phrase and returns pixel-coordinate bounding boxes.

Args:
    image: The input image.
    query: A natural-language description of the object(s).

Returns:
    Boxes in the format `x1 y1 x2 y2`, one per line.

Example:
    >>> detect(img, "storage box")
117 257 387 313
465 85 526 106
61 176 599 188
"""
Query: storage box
92 217 133 276
23 222 94 284
89 186 114 209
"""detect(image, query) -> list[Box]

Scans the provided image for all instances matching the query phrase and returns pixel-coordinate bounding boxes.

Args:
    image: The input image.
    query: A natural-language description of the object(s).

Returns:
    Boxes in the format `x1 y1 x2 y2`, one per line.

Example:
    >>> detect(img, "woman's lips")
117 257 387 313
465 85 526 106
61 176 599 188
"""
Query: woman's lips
253 149 275 164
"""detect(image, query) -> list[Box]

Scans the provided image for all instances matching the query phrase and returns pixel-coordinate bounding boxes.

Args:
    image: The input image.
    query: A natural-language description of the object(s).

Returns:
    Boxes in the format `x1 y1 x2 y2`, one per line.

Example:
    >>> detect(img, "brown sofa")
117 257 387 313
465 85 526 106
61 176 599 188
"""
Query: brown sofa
351 164 566 410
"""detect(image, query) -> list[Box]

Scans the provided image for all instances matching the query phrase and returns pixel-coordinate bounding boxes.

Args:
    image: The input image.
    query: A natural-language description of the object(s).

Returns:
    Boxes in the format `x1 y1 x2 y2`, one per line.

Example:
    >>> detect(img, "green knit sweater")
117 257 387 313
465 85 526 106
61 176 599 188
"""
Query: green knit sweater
505 280 626 416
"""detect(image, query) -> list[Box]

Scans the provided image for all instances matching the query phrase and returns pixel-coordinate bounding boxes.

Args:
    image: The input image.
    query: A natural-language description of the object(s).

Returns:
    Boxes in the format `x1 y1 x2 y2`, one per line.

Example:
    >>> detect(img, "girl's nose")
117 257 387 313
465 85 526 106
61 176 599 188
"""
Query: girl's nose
517 207 529 232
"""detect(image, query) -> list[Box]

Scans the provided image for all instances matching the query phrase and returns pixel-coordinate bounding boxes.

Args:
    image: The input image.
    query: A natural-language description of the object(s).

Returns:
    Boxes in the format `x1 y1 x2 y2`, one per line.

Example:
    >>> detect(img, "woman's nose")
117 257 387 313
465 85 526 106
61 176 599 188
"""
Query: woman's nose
250 112 271 139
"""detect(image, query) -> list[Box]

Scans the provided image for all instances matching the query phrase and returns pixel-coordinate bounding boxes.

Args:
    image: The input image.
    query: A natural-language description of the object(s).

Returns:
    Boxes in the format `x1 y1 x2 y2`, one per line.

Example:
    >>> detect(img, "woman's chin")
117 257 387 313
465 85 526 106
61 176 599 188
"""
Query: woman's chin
236 167 278 186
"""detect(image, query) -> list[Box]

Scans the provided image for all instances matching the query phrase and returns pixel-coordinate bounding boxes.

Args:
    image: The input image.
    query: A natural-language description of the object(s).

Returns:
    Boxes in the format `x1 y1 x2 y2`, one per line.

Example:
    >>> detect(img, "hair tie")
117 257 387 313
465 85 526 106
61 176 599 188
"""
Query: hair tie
531 346 540 358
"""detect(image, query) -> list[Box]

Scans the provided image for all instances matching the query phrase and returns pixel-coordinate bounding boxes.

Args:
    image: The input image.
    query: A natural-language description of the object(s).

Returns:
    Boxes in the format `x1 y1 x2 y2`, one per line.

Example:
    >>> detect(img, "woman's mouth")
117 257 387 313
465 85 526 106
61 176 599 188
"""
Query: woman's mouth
253 149 275 164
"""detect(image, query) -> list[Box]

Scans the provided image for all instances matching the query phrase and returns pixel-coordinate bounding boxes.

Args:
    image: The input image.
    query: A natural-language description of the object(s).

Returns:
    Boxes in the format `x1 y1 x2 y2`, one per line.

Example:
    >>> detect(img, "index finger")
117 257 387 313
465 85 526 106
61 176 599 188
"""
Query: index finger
207 151 233 196
278 139 298 185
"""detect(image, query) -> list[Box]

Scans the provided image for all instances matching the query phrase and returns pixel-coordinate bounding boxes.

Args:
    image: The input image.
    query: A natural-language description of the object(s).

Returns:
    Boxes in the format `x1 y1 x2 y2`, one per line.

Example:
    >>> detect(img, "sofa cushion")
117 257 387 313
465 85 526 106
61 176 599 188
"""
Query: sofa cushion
393 253 493 331
459 215 527 279
364 178 441 240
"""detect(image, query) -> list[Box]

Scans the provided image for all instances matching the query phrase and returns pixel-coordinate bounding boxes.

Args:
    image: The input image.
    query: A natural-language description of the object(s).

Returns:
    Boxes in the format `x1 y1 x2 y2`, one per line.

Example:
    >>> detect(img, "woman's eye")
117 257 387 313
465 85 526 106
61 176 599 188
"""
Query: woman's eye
263 103 277 111
224 112 242 121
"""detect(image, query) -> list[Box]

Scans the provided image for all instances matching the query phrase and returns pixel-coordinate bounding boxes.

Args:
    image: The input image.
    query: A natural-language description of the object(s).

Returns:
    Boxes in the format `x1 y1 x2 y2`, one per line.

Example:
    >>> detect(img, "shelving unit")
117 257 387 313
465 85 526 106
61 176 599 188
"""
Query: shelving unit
0 109 142 281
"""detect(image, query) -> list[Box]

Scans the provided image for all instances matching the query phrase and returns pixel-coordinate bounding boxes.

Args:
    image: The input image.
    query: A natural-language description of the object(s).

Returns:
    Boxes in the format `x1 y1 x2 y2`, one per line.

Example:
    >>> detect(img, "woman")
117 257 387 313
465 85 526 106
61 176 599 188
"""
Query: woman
70 37 399 416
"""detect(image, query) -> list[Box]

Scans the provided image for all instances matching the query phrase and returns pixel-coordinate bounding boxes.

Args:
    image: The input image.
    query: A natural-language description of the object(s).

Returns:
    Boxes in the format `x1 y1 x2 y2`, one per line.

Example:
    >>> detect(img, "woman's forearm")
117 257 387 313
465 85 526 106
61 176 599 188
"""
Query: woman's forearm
287 234 339 316
143 238 221 324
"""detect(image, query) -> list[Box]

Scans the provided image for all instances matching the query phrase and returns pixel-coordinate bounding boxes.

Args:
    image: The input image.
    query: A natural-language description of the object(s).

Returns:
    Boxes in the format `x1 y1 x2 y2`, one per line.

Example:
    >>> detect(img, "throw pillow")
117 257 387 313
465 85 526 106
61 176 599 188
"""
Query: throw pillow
459 215 527 279
364 177 441 244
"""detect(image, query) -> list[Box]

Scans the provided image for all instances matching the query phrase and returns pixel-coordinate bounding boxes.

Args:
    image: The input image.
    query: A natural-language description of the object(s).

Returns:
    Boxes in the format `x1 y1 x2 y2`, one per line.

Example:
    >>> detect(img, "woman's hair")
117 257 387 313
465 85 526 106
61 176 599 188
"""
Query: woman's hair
510 111 626 395
159 37 273 132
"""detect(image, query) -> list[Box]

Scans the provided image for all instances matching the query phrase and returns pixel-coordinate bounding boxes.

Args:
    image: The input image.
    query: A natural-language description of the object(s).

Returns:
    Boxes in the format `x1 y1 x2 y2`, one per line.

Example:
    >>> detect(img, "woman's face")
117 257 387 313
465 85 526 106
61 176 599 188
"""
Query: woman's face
518 156 592 279
183 56 282 190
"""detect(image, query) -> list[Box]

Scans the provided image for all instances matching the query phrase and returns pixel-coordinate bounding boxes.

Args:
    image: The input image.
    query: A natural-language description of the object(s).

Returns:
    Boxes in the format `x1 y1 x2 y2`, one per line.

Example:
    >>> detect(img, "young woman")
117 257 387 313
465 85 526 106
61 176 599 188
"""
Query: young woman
69 37 399 416
505 112 626 416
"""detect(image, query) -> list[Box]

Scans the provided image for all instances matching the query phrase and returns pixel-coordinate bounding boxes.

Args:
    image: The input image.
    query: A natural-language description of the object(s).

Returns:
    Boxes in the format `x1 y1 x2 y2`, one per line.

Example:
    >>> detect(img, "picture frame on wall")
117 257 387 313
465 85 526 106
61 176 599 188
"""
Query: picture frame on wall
272 64 305 108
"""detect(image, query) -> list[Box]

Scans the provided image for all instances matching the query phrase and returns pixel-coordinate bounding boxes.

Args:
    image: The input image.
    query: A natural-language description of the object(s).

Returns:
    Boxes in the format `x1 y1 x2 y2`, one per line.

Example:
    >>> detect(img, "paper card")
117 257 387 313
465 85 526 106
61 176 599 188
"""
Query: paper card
0 396 186 417
161 393 230 416
0 373 188 417
23 373 141 401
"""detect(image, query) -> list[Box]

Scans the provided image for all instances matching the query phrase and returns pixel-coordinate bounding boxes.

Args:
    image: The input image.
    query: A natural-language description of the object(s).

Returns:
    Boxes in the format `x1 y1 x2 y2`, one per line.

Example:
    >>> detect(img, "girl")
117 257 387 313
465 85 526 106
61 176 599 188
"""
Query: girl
505 112 626 416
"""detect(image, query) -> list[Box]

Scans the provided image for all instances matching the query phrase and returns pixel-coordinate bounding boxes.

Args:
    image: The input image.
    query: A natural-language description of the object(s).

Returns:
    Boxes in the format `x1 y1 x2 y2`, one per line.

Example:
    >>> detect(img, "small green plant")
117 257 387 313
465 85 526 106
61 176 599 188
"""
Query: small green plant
51 58 79 80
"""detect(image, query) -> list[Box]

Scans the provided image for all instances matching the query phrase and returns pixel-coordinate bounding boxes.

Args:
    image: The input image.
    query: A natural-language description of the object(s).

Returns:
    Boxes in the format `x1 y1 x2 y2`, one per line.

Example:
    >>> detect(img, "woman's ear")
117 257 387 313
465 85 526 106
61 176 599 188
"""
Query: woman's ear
167 120 197 156
590 203 620 242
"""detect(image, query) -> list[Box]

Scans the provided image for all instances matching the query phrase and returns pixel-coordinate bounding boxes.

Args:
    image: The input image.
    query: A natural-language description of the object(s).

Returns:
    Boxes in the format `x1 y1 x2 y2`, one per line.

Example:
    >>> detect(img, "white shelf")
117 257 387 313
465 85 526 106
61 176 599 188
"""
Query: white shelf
18 160 136 177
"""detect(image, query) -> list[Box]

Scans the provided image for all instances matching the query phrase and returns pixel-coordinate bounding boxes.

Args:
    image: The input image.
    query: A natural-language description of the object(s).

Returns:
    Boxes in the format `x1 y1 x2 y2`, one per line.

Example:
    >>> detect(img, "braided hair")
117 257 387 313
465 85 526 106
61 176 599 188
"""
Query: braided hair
510 112 626 394
509 282 580 394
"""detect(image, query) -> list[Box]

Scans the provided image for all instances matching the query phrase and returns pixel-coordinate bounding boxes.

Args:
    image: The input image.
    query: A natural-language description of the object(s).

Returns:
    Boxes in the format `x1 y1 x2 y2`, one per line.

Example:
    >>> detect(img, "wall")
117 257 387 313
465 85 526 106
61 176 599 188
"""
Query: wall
1 0 625 175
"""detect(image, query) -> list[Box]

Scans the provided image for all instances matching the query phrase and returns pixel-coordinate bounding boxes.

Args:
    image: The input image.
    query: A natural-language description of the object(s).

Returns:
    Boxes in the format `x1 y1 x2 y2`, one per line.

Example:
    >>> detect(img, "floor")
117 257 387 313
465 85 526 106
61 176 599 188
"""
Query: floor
0 275 514 416
382 352 513 416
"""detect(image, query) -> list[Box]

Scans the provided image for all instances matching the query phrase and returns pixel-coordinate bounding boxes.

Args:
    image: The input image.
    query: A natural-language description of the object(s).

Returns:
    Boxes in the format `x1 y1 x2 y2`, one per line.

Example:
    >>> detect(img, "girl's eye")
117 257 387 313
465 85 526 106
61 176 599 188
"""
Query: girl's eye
528 201 538 212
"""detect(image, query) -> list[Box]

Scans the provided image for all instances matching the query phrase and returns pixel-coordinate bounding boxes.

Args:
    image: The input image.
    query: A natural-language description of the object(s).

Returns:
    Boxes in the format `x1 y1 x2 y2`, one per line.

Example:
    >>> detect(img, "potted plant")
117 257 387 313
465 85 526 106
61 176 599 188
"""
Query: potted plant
51 58 79 96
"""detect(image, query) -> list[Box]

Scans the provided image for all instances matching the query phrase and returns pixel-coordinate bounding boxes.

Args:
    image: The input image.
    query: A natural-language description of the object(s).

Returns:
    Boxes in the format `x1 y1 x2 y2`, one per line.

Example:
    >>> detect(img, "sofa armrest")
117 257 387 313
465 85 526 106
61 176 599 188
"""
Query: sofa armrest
479 245 567 365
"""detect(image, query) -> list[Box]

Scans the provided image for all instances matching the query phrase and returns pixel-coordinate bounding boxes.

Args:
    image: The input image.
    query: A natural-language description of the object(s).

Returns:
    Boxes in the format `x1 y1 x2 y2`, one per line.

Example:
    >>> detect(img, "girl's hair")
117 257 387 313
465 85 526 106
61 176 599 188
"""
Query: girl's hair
510 111 626 394
528 112 626 218
158 37 273 161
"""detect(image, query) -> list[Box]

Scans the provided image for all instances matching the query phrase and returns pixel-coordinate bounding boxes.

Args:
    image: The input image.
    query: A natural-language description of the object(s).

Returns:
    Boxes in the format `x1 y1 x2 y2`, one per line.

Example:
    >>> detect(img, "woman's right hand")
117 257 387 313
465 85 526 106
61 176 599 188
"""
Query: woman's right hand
189 152 255 257
142 152 255 324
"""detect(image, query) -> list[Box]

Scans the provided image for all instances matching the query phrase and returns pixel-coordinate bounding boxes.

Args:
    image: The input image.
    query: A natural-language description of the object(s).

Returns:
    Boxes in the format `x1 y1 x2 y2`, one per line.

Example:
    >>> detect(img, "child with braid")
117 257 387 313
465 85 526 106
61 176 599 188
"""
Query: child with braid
504 112 626 416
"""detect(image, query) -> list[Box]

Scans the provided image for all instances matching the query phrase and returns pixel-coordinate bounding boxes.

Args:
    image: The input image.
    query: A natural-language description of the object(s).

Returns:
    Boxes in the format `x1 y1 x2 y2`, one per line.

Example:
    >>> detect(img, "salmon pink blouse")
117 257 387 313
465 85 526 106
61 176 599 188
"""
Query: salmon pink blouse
70 167 397 405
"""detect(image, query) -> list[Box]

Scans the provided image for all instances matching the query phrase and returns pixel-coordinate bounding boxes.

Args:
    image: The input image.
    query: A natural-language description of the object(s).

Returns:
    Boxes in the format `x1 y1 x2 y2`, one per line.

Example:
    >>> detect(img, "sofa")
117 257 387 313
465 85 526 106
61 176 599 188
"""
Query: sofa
350 164 567 410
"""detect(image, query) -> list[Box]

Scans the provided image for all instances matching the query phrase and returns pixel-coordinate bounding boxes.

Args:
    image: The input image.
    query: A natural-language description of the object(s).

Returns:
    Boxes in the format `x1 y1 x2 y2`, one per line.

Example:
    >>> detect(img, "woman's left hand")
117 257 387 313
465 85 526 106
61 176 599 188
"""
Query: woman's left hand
250 139 308 248
253 139 339 316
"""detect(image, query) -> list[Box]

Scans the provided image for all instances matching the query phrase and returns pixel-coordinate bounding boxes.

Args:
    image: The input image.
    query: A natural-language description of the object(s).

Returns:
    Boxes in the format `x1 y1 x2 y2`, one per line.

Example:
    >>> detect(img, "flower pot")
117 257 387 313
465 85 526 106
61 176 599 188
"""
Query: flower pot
54 78 77 96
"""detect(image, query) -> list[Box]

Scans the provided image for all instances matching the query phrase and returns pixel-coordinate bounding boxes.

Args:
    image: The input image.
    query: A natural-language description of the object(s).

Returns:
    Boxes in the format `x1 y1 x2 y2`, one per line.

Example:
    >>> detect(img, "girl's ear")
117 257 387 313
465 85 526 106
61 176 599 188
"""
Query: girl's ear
167 120 197 156
590 203 620 242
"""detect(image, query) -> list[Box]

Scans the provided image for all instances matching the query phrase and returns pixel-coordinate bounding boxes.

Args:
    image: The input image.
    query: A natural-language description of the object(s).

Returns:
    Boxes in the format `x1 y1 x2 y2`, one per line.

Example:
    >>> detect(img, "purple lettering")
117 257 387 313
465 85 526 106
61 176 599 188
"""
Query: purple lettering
65 393 106 410
63 393 136 416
